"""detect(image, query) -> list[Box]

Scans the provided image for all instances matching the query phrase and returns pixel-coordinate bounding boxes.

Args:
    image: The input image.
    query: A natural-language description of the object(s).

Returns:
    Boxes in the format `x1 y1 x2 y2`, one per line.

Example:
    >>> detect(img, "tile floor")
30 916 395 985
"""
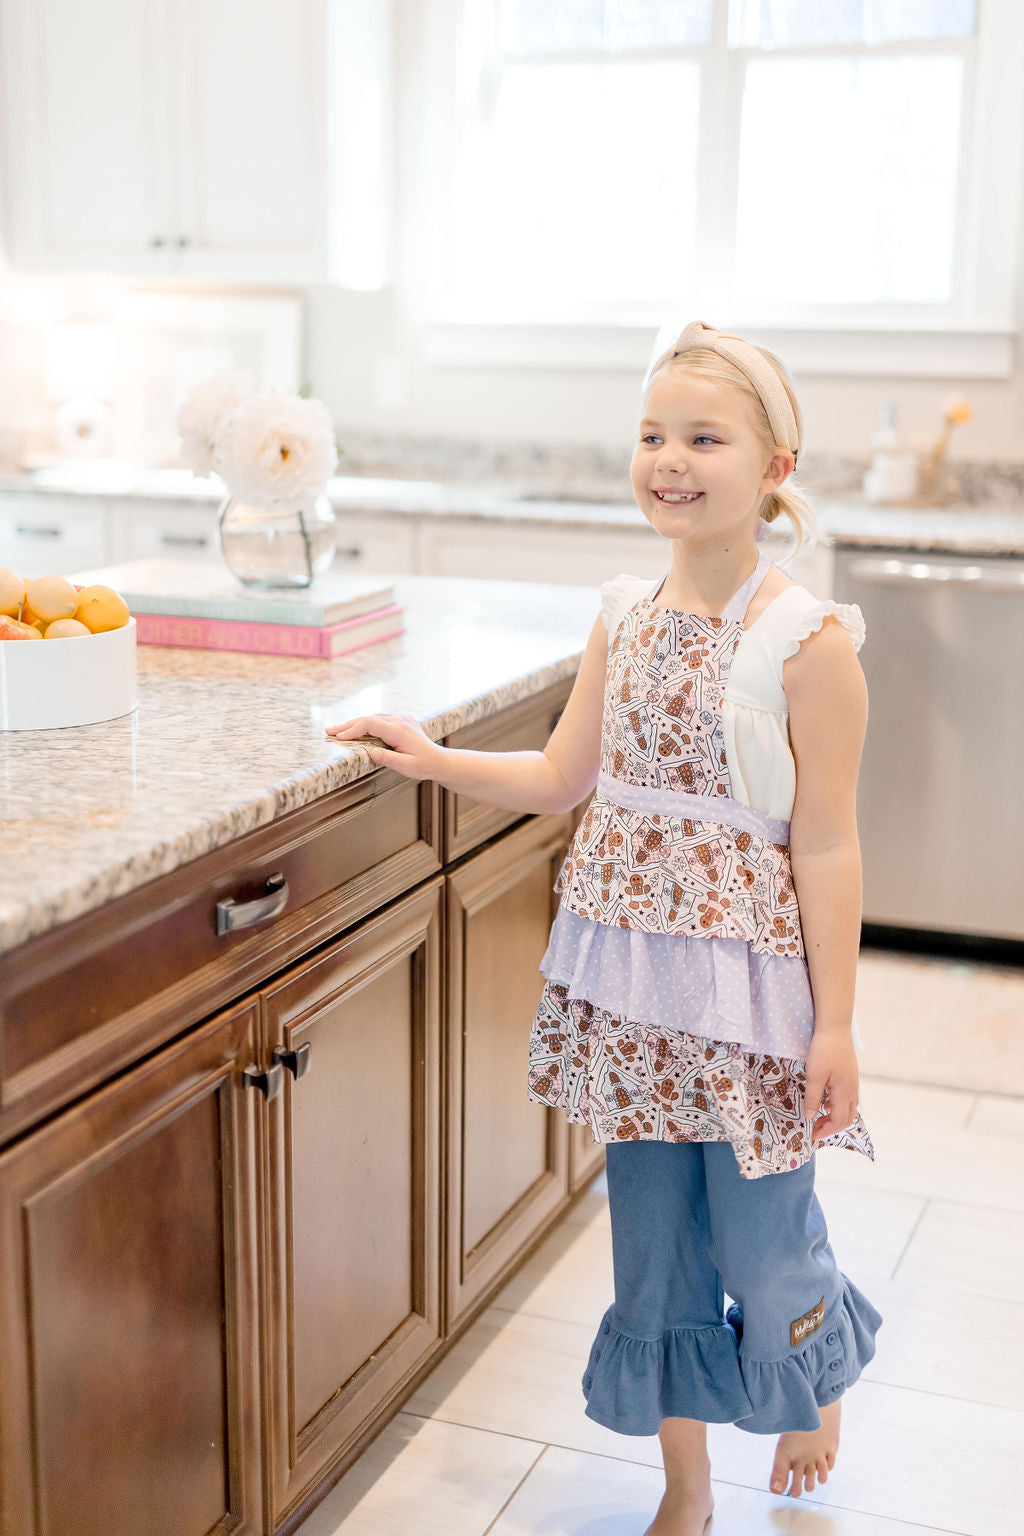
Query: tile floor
298 949 1024 1536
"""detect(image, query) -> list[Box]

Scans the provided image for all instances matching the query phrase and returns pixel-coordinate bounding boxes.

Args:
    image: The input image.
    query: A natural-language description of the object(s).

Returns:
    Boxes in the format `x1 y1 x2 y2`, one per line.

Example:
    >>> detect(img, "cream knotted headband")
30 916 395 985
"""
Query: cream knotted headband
667 319 800 468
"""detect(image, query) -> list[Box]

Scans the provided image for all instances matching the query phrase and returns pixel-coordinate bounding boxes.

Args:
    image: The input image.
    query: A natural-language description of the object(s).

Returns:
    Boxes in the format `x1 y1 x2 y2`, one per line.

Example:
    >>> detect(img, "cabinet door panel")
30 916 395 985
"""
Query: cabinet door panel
0 1002 260 1536
259 879 443 1525
3 0 174 267
174 0 324 274
446 814 573 1325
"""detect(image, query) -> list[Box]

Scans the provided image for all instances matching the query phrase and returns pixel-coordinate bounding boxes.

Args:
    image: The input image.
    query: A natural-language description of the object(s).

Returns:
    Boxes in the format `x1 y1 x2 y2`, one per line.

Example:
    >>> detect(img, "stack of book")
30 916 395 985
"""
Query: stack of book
68 559 405 659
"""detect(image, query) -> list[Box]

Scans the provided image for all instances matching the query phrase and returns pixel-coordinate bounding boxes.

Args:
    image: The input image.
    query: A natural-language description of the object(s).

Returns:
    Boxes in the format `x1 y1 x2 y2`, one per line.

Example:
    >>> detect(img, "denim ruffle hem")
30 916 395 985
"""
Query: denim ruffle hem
581 1273 883 1437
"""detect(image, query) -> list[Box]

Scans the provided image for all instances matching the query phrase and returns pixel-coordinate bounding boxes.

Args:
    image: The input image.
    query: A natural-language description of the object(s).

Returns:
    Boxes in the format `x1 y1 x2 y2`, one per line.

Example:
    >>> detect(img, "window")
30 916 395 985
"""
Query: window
410 0 1023 371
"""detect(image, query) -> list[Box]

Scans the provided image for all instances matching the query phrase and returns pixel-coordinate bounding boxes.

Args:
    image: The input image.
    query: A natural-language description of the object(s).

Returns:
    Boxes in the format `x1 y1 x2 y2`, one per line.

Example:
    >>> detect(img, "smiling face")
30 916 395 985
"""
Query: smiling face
631 370 793 547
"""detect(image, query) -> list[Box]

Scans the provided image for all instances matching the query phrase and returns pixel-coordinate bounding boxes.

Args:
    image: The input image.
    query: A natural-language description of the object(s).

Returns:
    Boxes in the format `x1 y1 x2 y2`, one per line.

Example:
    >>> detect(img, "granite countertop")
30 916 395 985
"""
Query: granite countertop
0 573 596 955
2 462 1024 551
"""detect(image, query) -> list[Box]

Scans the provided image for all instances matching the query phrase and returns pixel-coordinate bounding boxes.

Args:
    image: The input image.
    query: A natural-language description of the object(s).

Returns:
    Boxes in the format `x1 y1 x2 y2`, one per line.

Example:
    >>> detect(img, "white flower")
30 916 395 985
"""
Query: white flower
213 390 338 509
177 369 256 476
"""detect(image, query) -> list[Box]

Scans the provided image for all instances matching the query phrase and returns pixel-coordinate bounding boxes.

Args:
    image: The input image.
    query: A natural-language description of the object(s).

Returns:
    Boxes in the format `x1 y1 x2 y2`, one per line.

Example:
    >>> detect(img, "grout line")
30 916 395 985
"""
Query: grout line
959 1090 982 1132
858 1369 1024 1416
402 1412 972 1536
480 1443 549 1535
889 1195 930 1280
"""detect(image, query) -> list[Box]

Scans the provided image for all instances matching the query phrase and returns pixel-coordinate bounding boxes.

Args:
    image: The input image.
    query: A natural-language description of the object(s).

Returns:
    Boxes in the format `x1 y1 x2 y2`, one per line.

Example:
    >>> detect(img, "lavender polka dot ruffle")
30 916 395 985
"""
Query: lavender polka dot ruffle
539 905 815 1058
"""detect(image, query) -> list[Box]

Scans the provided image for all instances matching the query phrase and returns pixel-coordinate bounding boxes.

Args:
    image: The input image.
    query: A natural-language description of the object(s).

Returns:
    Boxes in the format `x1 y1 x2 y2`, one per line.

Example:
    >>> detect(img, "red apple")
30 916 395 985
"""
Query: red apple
0 614 42 640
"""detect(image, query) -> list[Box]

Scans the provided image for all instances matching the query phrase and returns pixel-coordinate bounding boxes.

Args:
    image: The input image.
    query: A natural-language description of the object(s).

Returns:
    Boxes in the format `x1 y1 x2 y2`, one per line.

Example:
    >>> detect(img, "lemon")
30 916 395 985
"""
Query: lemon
0 567 26 617
44 617 92 639
27 574 79 624
74 584 131 633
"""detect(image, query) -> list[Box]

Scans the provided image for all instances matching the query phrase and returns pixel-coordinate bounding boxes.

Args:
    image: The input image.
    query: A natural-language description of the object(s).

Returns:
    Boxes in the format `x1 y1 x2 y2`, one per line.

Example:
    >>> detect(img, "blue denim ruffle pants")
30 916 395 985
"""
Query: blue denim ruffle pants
582 1140 883 1436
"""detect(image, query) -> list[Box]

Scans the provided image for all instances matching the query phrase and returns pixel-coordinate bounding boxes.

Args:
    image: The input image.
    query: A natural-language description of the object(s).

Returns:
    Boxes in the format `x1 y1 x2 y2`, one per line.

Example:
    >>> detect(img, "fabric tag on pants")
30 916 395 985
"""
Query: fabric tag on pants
790 1295 825 1347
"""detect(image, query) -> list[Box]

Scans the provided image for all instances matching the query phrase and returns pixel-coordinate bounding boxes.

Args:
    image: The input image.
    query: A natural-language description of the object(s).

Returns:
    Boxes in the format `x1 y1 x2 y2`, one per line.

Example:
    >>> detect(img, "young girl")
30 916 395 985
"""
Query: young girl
325 319 883 1534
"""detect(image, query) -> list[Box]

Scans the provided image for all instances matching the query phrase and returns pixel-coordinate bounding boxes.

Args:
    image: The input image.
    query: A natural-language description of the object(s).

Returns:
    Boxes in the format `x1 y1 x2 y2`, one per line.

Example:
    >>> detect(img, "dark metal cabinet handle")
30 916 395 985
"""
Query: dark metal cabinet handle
160 532 209 548
14 524 61 538
243 1062 284 1101
151 236 166 248
272 1042 312 1079
177 236 190 248
216 872 288 935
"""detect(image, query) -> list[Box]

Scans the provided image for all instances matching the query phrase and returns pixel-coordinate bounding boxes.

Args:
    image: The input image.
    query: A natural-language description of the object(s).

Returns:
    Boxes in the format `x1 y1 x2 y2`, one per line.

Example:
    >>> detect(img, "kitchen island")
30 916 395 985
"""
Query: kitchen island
0 573 602 1536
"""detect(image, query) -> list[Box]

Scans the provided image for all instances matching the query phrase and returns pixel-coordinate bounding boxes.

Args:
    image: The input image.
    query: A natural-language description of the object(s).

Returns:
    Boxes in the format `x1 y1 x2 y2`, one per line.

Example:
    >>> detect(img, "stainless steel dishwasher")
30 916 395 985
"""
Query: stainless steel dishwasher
833 546 1024 942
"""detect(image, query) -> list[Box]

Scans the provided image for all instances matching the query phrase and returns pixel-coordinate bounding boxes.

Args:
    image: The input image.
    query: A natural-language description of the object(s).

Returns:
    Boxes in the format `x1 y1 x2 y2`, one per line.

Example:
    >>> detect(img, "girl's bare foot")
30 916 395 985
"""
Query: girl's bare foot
769 1396 840 1497
643 1470 714 1536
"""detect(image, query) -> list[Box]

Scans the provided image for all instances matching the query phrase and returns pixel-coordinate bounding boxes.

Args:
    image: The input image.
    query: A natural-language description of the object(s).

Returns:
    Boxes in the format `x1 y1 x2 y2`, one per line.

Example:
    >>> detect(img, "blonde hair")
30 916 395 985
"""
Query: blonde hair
637 334 830 559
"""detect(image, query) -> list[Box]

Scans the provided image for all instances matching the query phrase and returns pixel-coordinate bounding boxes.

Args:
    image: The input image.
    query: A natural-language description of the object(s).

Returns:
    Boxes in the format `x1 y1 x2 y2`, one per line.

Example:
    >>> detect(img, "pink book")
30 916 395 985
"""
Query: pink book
135 601 405 658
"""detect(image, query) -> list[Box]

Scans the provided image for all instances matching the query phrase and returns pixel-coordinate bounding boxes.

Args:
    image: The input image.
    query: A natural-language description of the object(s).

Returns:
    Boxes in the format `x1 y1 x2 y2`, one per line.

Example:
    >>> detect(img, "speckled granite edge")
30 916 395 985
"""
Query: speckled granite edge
0 653 581 955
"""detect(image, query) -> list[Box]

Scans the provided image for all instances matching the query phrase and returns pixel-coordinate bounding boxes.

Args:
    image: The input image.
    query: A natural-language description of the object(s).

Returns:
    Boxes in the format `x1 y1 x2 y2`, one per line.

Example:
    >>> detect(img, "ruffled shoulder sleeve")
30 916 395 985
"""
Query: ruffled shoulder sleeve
780 594 866 668
599 572 650 639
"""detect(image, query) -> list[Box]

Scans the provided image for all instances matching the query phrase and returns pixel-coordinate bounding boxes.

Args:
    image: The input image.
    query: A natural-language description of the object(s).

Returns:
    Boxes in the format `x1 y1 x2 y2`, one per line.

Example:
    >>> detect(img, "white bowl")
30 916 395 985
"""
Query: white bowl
0 617 137 731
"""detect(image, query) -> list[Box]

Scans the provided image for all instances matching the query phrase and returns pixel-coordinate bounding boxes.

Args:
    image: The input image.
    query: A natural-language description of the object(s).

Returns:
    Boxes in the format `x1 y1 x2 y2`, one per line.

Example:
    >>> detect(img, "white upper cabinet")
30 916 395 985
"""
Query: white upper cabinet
0 0 330 282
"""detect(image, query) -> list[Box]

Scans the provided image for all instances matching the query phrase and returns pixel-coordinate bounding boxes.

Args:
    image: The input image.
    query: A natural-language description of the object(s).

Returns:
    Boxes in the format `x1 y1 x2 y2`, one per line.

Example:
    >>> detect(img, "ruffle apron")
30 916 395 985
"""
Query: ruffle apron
527 548 876 1180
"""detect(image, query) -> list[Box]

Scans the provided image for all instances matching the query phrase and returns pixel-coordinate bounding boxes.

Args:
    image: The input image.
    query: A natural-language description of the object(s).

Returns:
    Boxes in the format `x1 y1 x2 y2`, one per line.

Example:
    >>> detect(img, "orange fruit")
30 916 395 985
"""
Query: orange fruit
73 584 131 633
0 567 26 617
26 574 79 624
44 617 91 639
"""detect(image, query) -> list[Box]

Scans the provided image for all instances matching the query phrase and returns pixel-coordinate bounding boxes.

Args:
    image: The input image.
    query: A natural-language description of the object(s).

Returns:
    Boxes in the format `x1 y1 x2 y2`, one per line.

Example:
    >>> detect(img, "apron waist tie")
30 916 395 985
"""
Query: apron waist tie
596 769 791 846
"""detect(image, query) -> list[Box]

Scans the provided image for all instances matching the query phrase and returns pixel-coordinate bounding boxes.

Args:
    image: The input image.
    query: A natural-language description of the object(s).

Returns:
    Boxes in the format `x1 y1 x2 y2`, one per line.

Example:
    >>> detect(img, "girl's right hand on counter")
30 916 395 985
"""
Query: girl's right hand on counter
325 712 445 783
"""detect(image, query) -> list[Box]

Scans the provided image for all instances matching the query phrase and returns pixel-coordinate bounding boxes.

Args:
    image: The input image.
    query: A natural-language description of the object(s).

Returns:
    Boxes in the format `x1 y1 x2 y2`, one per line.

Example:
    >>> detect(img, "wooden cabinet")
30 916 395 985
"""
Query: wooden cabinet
0 680 593 1535
258 880 443 1529
0 999 263 1536
444 813 572 1326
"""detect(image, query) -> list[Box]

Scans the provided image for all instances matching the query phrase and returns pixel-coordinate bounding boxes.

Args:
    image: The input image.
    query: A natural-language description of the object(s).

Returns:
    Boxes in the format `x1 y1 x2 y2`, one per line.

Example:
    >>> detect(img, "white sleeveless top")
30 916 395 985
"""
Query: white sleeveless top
599 573 866 824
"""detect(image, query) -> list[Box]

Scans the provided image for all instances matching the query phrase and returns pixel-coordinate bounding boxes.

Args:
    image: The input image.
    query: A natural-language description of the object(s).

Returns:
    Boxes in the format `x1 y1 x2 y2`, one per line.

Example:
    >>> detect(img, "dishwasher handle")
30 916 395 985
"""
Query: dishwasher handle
844 555 1024 594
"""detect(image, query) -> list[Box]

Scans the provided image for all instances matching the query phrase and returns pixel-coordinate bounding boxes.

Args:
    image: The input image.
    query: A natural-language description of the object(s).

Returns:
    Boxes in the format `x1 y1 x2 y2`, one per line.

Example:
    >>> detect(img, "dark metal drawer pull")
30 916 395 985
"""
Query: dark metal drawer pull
14 524 61 538
272 1042 312 1079
160 533 209 547
216 872 288 935
243 1063 284 1101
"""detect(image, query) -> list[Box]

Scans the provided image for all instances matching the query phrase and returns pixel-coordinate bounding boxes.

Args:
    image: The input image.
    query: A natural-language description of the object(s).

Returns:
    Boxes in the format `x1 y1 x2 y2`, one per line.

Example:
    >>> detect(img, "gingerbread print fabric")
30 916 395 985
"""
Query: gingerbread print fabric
554 603 803 959
526 560 877 1181
528 982 876 1180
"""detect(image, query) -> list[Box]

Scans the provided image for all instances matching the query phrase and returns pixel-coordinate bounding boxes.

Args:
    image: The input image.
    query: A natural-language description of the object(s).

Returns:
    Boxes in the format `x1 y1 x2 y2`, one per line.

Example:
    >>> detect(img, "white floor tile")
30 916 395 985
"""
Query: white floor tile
854 949 1024 1095
813 1116 1024 1211
491 1200 613 1329
815 1182 926 1282
490 1444 958 1536
858 1075 977 1131
705 1378 1024 1536
964 1092 1024 1138
894 1197 1024 1304
405 1307 663 1464
292 1413 541 1536
860 1272 1024 1409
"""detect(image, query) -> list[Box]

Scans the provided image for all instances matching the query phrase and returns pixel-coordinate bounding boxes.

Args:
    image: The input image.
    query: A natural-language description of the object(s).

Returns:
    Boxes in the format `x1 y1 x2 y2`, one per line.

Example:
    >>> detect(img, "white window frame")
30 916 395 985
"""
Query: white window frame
401 0 1024 377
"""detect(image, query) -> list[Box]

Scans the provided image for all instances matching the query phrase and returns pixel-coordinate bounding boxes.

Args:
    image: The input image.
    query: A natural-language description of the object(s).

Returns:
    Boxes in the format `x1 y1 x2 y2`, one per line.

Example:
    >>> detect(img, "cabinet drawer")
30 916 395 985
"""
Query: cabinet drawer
331 514 416 573
442 678 573 862
116 500 220 561
0 494 109 576
0 769 441 1146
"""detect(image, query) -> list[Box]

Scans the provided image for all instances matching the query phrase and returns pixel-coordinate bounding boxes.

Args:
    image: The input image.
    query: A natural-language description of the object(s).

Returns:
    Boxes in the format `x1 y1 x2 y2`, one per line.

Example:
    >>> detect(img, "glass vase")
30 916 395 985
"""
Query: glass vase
216 493 337 590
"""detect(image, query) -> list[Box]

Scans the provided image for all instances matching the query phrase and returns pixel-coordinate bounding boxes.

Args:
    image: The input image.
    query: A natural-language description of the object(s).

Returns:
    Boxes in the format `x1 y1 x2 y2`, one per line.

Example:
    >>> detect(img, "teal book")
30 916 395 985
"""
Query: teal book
69 558 397 628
